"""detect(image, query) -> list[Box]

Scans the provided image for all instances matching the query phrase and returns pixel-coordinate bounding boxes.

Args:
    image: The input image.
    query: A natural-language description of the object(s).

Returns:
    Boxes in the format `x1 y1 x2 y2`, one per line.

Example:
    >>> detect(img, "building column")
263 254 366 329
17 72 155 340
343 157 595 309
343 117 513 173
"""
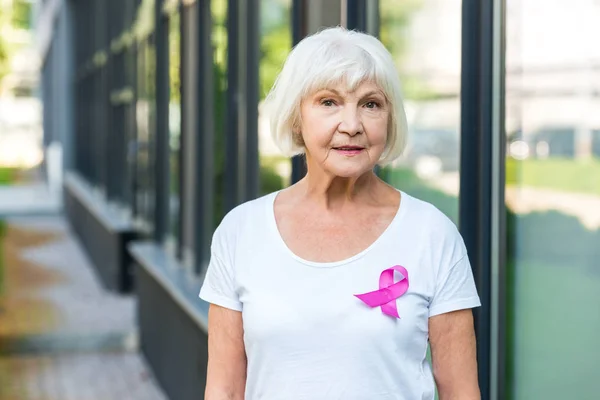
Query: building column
459 1 507 399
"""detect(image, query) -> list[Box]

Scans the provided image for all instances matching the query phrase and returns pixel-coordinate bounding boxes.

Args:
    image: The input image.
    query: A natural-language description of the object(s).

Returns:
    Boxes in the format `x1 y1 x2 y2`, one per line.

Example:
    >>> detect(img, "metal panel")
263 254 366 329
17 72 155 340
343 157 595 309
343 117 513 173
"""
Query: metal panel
64 176 137 293
459 1 506 399
154 0 171 243
135 258 209 400
489 2 507 399
176 0 185 257
194 0 215 273
245 0 260 201
58 2 75 171
290 0 308 184
344 0 379 36
180 3 197 265
224 0 241 210
224 0 260 212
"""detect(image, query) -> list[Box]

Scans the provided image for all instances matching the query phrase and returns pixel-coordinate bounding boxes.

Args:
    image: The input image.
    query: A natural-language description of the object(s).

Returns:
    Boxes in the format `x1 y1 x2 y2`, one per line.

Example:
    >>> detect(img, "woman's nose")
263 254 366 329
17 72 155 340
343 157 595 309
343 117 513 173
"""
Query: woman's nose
338 107 363 136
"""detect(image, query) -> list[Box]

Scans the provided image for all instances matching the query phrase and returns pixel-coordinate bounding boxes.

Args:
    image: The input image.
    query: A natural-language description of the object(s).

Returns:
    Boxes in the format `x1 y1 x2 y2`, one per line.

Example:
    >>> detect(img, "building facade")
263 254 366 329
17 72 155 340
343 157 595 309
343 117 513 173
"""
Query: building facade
36 0 600 399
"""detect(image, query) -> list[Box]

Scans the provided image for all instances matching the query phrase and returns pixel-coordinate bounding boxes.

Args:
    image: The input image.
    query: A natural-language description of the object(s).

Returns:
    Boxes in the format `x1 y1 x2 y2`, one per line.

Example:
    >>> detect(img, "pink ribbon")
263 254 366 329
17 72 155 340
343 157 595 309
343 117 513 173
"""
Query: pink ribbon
354 265 409 318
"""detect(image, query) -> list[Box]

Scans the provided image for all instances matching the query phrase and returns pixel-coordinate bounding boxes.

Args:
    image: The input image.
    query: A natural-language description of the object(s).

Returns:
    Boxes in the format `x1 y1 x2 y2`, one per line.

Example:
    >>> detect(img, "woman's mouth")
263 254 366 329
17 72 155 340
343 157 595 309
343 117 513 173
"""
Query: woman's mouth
332 146 365 156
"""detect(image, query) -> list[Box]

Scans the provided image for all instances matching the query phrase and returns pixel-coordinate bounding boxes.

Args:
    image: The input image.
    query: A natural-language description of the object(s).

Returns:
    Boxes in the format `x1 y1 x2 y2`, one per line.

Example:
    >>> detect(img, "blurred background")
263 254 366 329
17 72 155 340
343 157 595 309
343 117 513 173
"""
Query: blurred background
0 0 598 399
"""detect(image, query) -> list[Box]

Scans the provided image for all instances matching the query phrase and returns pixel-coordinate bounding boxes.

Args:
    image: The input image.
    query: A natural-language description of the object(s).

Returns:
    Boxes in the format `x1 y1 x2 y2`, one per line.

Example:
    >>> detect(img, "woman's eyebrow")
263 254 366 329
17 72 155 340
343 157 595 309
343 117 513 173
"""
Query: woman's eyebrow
315 88 341 96
360 90 385 98
315 89 384 99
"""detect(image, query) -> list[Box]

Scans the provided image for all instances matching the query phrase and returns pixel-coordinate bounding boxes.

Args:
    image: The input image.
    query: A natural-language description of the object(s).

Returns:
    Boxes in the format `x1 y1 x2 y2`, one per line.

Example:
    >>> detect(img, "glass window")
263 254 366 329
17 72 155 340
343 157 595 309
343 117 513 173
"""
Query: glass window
109 50 128 204
135 37 157 234
179 3 199 267
378 0 461 223
124 43 137 208
212 0 228 229
167 9 182 251
258 0 292 195
505 1 600 398
94 69 105 190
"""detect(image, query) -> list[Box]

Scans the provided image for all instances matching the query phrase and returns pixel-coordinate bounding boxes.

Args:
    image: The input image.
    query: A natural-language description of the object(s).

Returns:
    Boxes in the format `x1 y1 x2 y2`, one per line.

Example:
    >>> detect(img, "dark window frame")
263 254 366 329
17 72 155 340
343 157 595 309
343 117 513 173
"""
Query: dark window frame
459 1 507 399
194 0 216 274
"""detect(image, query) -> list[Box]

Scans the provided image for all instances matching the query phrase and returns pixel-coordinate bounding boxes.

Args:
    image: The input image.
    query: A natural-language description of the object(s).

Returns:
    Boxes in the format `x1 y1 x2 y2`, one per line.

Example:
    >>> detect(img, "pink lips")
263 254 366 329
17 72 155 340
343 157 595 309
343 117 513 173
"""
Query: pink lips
333 146 365 156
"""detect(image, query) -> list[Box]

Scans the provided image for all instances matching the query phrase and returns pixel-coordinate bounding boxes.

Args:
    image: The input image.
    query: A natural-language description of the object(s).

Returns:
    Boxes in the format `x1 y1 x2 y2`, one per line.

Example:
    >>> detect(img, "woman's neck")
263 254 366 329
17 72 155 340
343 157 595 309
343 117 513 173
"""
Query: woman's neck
296 169 382 210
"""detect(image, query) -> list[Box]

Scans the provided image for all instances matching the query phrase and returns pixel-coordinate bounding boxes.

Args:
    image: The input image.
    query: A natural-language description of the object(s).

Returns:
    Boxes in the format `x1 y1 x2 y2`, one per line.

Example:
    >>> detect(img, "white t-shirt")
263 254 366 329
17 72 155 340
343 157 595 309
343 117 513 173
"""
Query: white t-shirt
199 190 481 400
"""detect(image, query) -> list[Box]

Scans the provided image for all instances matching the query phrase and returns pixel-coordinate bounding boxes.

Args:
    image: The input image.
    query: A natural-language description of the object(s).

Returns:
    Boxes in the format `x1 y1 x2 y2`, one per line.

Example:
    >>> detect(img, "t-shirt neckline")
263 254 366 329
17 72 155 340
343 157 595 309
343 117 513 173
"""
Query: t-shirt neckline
267 188 410 268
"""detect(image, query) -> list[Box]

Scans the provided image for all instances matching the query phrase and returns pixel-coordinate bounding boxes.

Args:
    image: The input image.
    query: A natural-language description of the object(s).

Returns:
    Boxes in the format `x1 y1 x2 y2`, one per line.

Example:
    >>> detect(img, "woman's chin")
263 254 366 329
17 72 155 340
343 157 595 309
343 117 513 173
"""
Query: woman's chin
324 162 375 179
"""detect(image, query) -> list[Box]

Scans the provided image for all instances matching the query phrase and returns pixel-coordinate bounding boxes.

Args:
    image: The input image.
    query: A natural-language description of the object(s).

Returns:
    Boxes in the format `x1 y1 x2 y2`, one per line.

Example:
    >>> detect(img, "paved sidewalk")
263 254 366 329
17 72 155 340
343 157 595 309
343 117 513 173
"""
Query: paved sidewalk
0 353 166 400
0 215 168 399
0 216 136 341
0 184 61 218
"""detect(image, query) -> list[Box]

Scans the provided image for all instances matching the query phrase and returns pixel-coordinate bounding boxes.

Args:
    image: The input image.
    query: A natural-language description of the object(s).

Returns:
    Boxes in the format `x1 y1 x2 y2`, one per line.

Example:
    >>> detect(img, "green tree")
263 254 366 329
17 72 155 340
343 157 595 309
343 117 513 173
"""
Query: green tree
259 0 292 99
0 0 34 80
379 0 436 100
0 7 9 80
11 0 32 30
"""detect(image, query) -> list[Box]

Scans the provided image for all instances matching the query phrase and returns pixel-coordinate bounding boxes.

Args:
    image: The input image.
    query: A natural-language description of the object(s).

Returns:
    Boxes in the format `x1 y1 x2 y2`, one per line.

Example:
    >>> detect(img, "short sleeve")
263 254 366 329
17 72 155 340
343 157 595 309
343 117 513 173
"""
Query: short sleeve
428 254 481 317
198 222 243 312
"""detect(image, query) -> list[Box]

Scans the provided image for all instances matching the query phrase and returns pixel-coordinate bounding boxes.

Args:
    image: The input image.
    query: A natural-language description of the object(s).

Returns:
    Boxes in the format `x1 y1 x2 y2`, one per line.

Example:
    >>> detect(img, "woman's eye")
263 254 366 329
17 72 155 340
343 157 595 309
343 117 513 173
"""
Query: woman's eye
364 101 380 109
321 99 335 107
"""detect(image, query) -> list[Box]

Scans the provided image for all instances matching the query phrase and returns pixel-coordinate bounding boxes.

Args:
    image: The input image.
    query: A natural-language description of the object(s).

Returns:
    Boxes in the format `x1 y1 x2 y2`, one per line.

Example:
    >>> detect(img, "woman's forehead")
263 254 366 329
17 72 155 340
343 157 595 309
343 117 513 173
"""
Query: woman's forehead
309 80 385 96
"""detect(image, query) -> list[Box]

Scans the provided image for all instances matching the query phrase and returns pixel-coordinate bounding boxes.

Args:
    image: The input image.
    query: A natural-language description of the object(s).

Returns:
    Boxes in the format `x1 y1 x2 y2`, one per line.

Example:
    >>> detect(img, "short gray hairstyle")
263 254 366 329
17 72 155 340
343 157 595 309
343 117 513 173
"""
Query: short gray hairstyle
264 26 408 165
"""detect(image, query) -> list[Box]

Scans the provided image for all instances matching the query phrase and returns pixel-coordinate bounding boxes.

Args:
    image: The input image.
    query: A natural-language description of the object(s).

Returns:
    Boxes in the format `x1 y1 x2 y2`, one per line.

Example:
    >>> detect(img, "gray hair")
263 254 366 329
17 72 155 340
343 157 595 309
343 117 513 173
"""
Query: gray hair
264 26 408 165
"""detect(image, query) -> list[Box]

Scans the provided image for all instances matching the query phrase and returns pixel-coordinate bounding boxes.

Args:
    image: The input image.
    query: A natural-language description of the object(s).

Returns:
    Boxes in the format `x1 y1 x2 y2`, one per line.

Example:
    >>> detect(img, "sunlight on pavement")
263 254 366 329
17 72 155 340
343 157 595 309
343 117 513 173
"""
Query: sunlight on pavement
0 217 166 399
0 134 43 169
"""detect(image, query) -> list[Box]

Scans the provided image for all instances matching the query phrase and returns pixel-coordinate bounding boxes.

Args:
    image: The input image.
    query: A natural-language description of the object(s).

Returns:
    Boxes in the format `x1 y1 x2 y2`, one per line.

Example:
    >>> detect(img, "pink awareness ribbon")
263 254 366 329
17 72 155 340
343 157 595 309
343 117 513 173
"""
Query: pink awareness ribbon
354 265 409 319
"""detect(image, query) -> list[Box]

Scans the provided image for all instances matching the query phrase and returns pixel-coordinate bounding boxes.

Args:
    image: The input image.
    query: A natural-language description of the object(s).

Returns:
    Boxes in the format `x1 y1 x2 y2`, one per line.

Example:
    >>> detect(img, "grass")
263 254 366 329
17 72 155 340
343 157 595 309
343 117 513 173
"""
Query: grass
0 168 17 186
506 157 600 195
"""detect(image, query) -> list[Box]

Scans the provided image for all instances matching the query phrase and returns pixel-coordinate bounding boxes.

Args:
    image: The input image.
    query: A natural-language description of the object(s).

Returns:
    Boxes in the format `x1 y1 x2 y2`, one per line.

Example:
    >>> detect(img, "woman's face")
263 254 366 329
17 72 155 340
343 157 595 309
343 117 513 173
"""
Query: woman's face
299 80 389 178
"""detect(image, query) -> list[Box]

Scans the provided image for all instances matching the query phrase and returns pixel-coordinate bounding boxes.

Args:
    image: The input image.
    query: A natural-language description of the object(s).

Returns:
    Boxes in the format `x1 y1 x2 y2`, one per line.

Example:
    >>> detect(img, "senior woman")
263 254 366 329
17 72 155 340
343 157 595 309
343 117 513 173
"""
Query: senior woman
199 27 481 400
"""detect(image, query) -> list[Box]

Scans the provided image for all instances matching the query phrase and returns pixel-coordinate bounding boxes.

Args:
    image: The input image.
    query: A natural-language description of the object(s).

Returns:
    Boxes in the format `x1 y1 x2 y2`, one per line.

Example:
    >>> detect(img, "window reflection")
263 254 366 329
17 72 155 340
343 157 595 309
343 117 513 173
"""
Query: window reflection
258 0 292 195
167 10 182 250
379 0 461 223
135 37 157 233
505 1 600 398
125 44 137 208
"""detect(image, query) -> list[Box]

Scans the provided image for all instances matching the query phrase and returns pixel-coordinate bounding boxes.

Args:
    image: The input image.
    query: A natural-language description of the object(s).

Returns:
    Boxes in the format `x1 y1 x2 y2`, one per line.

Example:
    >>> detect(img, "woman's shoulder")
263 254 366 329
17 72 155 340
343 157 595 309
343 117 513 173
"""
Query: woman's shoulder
400 191 460 237
400 192 467 264
216 191 278 233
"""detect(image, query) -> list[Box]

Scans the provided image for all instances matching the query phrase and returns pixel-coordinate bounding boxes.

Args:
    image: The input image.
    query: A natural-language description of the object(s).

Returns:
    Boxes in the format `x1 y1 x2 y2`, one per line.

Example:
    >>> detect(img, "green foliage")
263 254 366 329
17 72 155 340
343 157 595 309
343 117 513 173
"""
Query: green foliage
379 0 435 101
260 23 291 99
0 168 16 185
259 0 292 99
380 0 422 58
11 0 32 30
260 163 285 195
0 0 33 80
0 8 9 80
381 166 459 223
168 13 181 104
506 157 600 195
